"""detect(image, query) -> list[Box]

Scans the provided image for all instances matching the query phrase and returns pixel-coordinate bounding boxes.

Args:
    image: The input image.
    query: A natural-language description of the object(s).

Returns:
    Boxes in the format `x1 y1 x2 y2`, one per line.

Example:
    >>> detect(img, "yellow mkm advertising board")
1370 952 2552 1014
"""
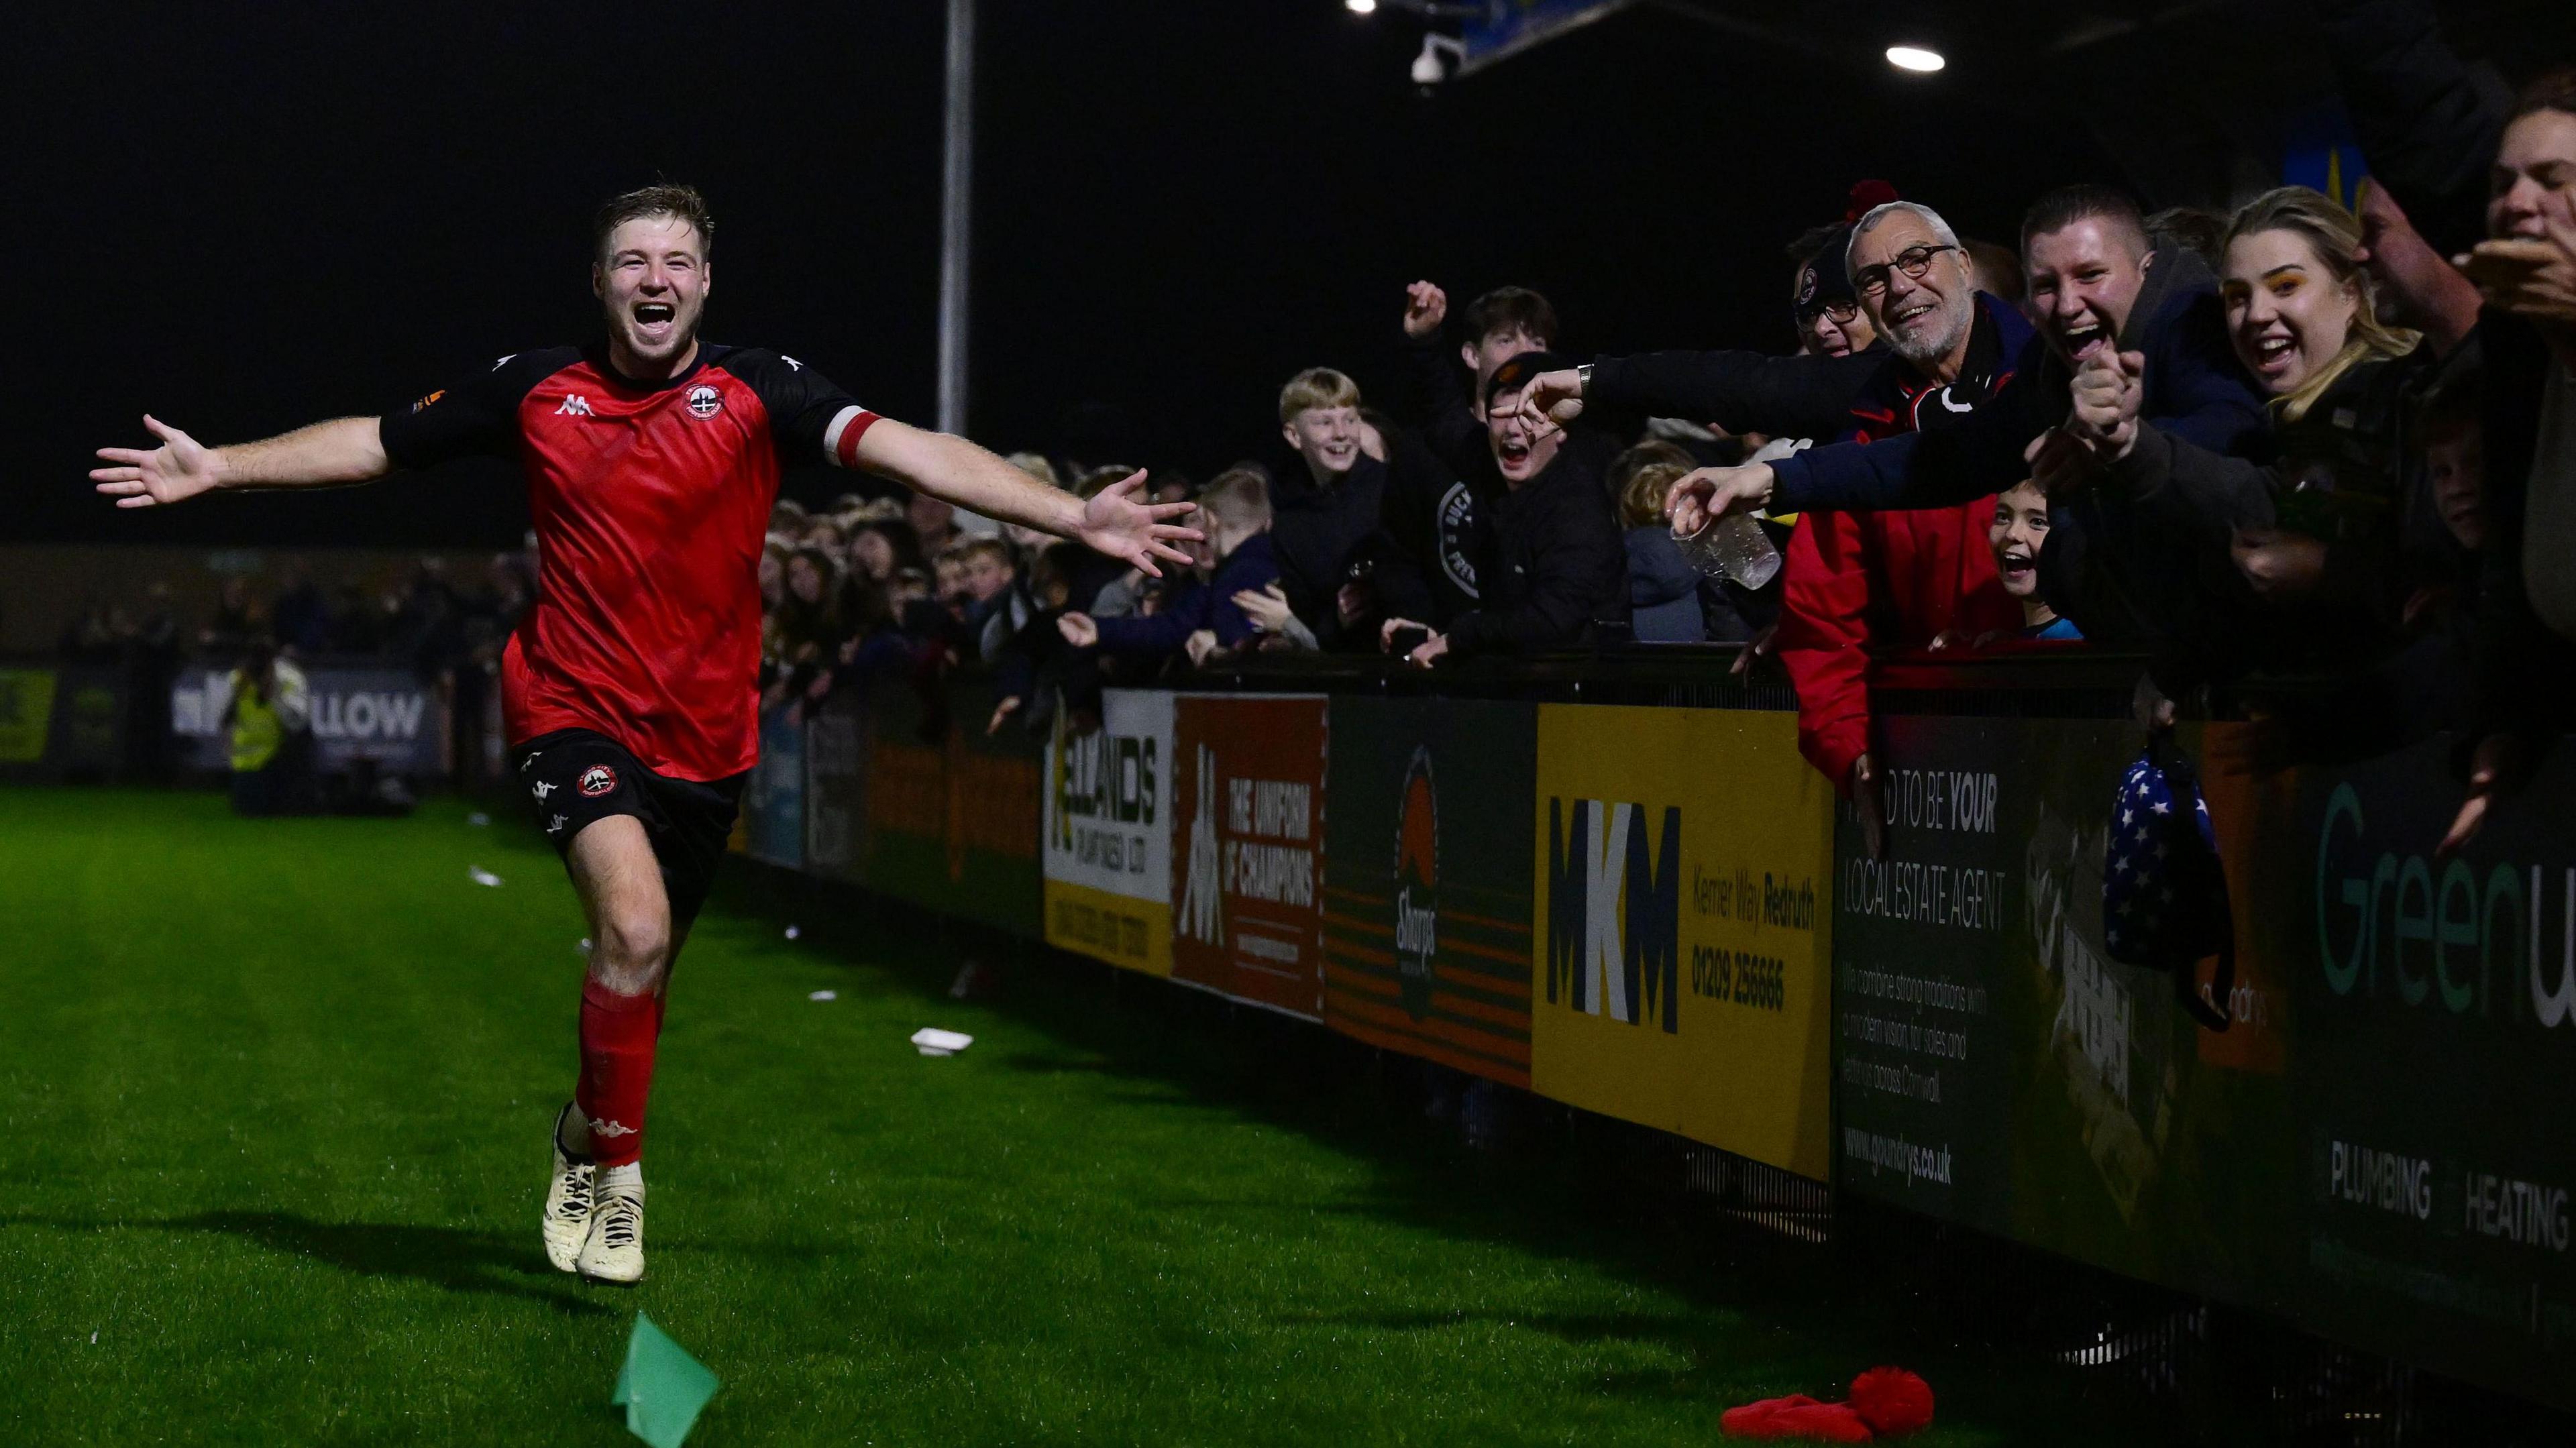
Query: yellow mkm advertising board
1531 705 1835 1179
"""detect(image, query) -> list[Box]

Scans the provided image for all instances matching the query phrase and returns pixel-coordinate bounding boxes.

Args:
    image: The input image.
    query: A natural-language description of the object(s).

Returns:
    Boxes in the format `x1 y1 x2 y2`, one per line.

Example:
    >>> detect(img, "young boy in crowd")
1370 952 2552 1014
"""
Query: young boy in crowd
1059 469 1281 669
1990 480 2082 641
1271 371 1387 645
955 538 1016 618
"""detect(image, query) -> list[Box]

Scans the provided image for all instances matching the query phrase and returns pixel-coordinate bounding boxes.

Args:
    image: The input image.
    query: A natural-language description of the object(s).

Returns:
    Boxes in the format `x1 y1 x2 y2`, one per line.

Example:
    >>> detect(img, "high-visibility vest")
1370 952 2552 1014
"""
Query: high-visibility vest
230 673 282 773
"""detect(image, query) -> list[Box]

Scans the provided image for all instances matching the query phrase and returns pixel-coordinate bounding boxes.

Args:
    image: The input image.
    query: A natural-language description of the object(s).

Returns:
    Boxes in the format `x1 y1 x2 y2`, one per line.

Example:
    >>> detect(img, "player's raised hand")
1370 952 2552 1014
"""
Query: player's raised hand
93 415 222 508
1075 471 1201 579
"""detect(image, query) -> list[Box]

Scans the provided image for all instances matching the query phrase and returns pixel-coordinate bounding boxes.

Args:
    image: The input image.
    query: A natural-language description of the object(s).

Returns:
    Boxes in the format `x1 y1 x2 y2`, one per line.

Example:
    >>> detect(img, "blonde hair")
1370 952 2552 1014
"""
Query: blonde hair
2223 186 2421 424
1197 467 1273 531
1619 461 1693 529
945 537 1013 570
1278 367 1362 425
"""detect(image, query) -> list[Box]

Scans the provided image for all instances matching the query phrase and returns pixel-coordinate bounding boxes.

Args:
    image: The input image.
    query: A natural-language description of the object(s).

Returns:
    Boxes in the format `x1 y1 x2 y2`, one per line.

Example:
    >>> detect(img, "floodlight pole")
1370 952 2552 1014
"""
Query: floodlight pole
937 0 974 437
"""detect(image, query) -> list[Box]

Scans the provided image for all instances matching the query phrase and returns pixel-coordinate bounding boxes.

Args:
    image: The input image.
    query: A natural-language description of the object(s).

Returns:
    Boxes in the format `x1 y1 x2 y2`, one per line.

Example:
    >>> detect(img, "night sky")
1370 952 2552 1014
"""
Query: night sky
22 1 2141 548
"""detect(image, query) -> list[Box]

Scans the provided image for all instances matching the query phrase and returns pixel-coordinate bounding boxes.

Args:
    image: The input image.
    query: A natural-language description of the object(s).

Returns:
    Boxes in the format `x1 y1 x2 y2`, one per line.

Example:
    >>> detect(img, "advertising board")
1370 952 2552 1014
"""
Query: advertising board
743 707 805 869
1531 705 1835 1179
1042 689 1176 974
855 673 1044 938
1320 697 1538 1085
1831 718 2299 1308
2292 736 2576 1406
1170 694 1330 1018
171 664 445 777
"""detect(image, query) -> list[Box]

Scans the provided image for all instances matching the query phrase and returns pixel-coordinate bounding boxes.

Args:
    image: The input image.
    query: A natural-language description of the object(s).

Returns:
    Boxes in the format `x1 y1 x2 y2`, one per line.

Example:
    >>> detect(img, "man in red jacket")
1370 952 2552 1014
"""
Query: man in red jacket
1668 201 2031 818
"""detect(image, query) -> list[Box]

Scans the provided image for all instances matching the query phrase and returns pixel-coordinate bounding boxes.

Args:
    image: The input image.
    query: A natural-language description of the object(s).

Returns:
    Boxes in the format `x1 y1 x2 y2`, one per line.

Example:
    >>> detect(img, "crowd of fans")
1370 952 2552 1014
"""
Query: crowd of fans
741 6 2569 852
58 554 534 677
60 4 2567 850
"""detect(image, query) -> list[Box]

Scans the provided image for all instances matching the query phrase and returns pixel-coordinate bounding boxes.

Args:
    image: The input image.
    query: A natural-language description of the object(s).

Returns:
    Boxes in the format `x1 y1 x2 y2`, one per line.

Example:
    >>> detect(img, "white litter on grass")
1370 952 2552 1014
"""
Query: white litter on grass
784 924 802 940
467 866 504 888
808 989 837 1002
910 1027 973 1057
467 812 490 826
578 937 594 956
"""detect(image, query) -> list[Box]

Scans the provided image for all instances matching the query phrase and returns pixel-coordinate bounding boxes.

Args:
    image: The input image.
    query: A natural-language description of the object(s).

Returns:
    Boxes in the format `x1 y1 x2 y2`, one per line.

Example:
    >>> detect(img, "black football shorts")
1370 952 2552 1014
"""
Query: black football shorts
508 728 749 930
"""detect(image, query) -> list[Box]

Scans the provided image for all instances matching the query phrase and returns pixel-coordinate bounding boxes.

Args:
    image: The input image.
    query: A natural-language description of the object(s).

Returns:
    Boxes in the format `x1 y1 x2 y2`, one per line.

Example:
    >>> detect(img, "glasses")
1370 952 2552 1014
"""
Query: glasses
1795 298 1862 325
1852 243 1960 300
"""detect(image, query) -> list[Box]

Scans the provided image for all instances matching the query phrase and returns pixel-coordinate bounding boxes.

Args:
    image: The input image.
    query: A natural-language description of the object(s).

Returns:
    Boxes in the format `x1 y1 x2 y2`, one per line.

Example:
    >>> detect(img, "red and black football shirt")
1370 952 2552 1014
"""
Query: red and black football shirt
379 343 878 781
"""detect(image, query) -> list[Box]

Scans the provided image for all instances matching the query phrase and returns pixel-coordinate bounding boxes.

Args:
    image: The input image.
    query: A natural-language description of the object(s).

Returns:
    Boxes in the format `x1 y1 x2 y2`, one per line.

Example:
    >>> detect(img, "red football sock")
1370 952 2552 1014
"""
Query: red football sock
1721 1396 1873 1442
576 979 659 1168
1721 1368 1933 1443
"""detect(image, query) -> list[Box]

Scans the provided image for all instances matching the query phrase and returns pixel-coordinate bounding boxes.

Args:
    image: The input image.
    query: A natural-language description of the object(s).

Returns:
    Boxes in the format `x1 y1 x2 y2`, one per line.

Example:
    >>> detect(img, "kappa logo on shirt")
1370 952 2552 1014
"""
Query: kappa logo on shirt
530 779 555 801
686 384 723 419
555 394 596 418
578 765 619 797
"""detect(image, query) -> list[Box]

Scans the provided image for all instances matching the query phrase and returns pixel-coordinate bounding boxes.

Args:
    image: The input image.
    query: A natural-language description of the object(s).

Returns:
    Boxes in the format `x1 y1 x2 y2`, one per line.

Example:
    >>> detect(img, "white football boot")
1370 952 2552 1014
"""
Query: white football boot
578 1174 647 1284
541 1103 596 1274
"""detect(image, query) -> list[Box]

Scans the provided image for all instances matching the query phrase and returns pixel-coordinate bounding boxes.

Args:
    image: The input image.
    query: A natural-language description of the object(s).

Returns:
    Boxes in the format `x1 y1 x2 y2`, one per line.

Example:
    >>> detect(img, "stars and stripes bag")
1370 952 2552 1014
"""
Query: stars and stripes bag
2103 735 2233 1032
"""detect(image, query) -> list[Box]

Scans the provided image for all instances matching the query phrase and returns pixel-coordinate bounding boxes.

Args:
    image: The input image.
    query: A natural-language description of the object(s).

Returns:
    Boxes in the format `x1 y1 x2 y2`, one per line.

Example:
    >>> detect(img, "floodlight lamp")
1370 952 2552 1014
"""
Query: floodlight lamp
1346 0 1378 12
1410 32 1464 85
1885 45 1945 73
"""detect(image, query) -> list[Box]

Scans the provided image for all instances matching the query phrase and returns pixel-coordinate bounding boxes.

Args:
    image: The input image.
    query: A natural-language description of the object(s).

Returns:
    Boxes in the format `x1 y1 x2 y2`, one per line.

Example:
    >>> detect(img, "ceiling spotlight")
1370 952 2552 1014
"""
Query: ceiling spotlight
1346 0 1377 11
1885 45 1946 73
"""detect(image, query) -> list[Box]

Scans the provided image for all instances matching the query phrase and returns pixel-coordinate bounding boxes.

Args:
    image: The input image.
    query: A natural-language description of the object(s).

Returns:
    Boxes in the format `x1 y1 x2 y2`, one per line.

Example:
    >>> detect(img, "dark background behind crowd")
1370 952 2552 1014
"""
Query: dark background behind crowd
18 0 2558 553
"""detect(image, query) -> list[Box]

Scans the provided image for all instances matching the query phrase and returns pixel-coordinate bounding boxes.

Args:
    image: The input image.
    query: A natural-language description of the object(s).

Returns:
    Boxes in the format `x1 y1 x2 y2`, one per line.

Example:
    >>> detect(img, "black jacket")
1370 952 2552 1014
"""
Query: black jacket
1372 427 1482 627
1444 433 1628 657
1584 343 1885 442
1271 453 1387 648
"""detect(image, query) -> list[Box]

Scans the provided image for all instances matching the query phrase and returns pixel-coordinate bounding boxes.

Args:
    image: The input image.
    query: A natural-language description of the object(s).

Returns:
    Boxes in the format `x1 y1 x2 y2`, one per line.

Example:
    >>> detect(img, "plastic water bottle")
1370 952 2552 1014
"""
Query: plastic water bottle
1676 513 1782 590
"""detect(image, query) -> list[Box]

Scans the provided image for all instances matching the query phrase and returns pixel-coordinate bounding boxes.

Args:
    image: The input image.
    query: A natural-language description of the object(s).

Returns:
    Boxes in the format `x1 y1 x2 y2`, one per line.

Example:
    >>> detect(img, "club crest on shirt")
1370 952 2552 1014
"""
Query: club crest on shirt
686 384 723 419
578 765 619 797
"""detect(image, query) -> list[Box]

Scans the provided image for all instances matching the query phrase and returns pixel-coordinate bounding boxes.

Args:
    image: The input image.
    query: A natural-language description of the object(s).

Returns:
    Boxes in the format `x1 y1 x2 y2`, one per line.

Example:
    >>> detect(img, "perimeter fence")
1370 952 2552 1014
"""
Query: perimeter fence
726 645 2576 1431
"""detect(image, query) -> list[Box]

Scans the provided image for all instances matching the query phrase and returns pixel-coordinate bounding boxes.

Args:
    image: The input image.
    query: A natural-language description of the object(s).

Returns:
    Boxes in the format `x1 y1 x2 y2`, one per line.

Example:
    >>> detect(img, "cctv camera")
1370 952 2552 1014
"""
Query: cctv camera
1411 33 1464 86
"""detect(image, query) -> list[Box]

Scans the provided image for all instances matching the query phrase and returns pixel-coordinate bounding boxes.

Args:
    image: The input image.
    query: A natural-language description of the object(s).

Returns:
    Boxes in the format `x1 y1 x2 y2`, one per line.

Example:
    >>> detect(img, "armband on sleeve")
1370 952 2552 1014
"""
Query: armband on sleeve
826 406 881 469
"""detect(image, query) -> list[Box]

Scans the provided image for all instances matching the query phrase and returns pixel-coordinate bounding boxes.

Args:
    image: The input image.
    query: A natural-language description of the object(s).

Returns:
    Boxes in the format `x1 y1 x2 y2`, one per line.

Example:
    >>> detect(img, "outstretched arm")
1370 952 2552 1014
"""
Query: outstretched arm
849 417 1201 577
92 415 389 508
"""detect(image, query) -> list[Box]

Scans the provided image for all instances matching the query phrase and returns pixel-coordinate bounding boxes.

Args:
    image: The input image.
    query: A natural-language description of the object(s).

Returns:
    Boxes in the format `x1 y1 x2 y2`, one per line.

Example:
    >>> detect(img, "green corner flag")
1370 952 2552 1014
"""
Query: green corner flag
611 1313 719 1448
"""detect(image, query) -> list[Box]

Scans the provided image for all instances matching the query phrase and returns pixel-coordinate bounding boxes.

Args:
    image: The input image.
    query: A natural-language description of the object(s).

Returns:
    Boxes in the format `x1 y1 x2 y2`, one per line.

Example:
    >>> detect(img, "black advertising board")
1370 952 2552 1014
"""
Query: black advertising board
1831 716 2301 1314
2292 735 2576 1408
1321 697 1537 1087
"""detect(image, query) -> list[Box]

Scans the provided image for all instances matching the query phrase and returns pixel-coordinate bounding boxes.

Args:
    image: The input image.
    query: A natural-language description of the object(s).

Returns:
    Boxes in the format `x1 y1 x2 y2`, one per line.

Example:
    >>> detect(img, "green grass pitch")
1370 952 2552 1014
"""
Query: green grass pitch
0 788 2153 1445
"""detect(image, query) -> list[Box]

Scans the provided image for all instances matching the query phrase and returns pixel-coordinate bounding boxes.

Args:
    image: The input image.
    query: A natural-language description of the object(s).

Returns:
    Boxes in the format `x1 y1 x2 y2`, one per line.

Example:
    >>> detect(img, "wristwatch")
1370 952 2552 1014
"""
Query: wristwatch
1576 364 1593 399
